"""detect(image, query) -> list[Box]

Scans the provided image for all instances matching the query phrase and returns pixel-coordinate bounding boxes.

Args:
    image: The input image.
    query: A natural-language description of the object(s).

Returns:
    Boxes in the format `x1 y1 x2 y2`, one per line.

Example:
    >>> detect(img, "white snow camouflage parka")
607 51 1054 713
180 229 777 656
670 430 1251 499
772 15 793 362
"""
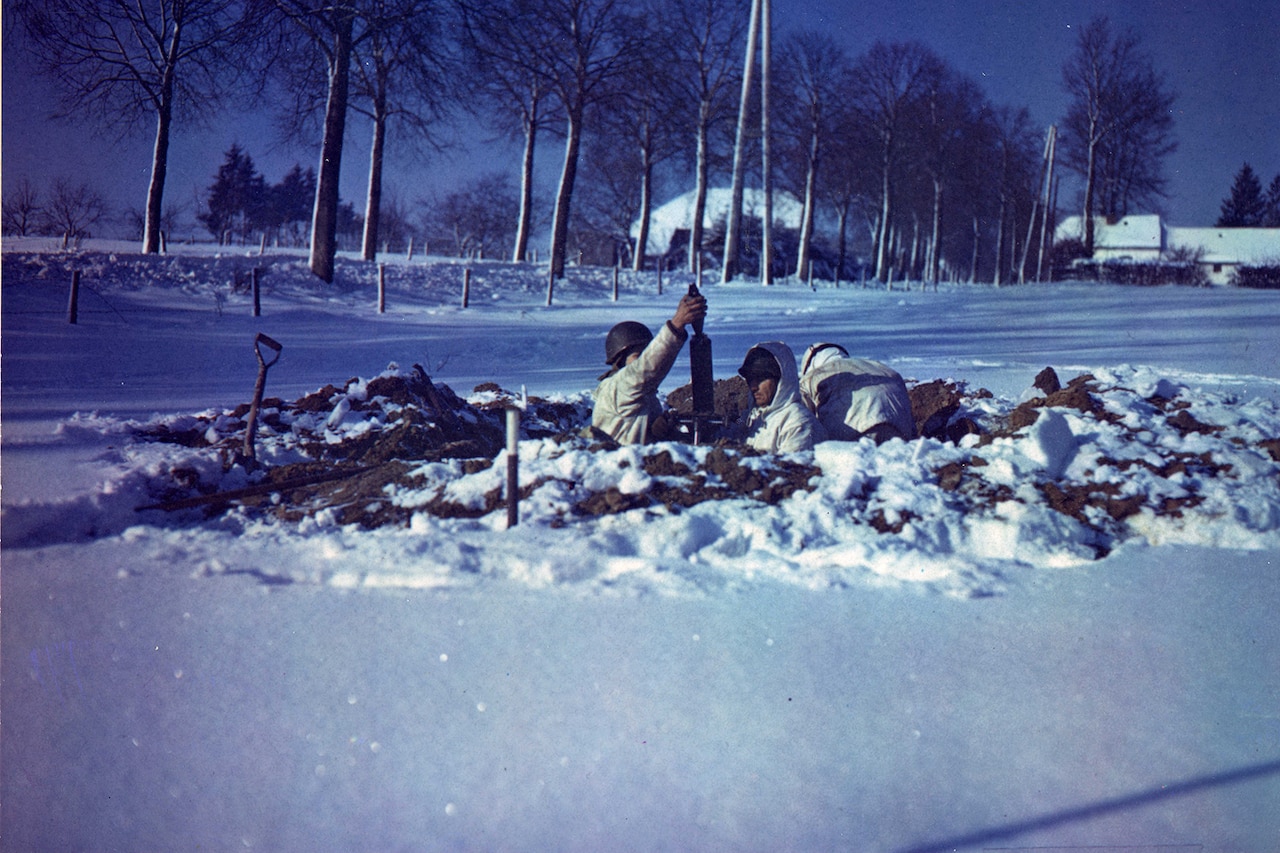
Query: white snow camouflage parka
591 320 688 445
739 341 825 454
799 356 916 442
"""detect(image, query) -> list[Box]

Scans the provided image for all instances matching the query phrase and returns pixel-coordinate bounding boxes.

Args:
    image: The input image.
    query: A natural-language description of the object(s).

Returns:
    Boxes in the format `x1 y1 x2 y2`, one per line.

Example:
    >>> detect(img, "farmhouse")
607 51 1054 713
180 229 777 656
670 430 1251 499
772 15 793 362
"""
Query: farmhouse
632 187 806 261
1056 214 1280 285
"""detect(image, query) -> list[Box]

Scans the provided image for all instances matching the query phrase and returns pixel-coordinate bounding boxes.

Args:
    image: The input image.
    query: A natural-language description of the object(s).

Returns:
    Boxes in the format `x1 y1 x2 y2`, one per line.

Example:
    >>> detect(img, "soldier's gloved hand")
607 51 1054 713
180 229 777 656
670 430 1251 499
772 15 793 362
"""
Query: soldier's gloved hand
671 293 707 329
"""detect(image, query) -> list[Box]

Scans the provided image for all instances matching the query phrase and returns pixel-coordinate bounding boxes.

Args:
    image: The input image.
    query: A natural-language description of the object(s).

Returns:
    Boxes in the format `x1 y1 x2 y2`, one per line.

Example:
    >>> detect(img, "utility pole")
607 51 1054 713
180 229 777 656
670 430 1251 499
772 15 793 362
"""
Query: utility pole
759 0 773 285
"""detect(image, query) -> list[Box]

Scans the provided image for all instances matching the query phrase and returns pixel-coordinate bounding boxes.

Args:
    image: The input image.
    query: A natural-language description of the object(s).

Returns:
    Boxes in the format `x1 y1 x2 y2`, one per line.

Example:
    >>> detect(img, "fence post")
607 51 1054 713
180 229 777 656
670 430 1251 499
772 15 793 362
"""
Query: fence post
462 267 471 309
67 270 81 324
378 263 386 313
612 265 619 302
657 260 663 295
406 238 414 261
252 267 261 317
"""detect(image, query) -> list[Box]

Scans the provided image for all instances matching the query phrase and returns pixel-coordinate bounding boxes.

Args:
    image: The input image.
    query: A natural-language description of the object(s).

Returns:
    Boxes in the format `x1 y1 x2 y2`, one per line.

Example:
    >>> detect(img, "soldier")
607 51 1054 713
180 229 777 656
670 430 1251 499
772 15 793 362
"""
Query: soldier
799 343 915 443
590 291 707 444
734 341 825 453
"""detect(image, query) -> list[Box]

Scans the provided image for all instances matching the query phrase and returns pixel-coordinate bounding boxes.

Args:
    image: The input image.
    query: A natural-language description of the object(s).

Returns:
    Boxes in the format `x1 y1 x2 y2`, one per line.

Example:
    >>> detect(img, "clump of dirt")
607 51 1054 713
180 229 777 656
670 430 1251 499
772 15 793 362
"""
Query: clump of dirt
666 377 753 421
575 445 820 517
907 380 986 442
469 383 589 439
1033 366 1062 395
1001 372 1115 434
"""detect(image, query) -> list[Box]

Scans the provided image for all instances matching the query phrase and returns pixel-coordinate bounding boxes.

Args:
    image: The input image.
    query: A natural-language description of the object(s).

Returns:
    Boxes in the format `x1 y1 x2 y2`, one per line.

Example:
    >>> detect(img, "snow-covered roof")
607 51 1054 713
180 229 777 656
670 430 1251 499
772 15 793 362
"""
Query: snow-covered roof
1056 214 1280 265
1055 214 1163 250
634 187 805 255
1167 226 1280 264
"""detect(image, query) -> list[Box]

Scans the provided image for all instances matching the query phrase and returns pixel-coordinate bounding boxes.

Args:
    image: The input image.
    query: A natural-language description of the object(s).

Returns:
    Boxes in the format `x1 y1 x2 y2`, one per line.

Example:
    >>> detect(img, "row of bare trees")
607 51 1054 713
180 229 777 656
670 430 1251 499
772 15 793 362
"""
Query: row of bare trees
11 0 1176 286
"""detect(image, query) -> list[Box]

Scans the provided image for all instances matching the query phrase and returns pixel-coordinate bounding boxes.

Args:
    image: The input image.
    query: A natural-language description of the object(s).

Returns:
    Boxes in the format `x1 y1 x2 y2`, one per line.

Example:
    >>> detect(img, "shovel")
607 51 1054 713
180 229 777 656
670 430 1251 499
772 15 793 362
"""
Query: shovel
242 332 283 463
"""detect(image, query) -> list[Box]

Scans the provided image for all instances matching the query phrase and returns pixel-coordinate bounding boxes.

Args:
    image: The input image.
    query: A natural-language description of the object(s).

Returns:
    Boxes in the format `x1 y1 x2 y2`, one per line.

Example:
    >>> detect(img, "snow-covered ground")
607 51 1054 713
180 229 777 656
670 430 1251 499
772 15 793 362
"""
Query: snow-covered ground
4 239 1279 852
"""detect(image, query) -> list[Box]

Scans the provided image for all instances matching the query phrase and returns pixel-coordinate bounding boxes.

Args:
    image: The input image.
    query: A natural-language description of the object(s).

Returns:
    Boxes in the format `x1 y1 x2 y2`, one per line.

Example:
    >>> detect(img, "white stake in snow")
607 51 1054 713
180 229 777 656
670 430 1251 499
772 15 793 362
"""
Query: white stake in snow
506 407 520 529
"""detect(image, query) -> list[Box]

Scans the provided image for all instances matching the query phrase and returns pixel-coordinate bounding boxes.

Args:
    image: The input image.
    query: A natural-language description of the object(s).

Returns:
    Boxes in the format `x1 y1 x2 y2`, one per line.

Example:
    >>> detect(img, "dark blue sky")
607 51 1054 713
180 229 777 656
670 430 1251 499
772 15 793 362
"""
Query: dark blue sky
3 0 1277 235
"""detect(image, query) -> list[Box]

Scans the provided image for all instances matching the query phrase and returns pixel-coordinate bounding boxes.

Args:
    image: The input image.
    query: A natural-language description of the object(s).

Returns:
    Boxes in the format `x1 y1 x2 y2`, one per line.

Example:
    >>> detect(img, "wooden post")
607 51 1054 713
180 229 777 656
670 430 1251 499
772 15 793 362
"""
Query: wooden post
462 267 471 309
406 238 414 261
259 233 267 256
378 263 386 313
252 267 261 317
612 265 619 302
657 260 663 295
67 270 81 324
506 407 520 528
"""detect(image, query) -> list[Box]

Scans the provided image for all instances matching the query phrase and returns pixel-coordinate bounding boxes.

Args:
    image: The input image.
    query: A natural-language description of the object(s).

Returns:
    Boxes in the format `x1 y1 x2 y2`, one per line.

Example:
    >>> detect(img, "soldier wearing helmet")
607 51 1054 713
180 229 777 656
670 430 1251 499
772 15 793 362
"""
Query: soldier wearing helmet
799 343 915 444
591 291 707 444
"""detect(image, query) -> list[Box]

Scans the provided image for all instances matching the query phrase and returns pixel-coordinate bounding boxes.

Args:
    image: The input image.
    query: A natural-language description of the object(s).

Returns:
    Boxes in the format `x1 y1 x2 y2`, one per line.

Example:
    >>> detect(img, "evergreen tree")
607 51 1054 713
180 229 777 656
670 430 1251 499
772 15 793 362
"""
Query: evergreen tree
1264 173 1280 228
1216 162 1266 227
200 144 266 243
264 164 318 246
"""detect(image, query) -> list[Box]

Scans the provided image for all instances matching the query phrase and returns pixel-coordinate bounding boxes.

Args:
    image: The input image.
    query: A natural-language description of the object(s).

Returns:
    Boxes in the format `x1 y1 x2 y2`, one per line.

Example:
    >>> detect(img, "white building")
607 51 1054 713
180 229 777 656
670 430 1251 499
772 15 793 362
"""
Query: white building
1056 214 1280 285
632 187 807 259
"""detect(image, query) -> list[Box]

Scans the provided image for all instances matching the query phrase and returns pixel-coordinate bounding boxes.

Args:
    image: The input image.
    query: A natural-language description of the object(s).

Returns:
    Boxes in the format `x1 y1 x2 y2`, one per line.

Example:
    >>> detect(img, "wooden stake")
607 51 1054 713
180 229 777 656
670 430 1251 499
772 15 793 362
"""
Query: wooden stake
506 407 520 528
67 270 80 324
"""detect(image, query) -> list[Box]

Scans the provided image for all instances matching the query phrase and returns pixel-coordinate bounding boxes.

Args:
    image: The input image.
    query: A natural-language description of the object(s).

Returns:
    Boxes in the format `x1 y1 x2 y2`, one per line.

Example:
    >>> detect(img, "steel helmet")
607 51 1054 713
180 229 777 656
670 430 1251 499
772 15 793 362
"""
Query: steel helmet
604 321 653 365
801 342 849 375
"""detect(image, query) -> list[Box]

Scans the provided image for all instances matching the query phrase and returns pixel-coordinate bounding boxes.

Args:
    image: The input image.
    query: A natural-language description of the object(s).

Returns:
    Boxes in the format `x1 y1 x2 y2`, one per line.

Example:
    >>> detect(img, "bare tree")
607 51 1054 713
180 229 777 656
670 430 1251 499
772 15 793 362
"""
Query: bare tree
2 178 43 237
43 178 107 241
422 173 518 258
14 0 248 254
848 40 942 282
820 73 882 282
913 66 985 284
776 30 850 281
1060 16 1176 253
987 106 1041 285
537 0 645 298
351 0 453 262
458 0 564 264
260 0 361 282
654 0 748 275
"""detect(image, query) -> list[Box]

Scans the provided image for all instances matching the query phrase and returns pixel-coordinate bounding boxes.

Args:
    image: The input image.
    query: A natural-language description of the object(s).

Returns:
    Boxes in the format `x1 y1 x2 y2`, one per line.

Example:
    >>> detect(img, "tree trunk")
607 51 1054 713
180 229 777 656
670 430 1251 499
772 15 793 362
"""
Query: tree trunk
722 0 761 283
993 192 1007 286
633 155 653 272
927 178 943 284
689 100 711 274
547 109 583 293
970 214 980 282
835 205 849 284
513 104 539 263
144 94 173 255
874 135 893 281
143 29 181 255
310 9 355 283
758 0 772 286
361 101 388 262
794 106 819 281
1082 133 1097 255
